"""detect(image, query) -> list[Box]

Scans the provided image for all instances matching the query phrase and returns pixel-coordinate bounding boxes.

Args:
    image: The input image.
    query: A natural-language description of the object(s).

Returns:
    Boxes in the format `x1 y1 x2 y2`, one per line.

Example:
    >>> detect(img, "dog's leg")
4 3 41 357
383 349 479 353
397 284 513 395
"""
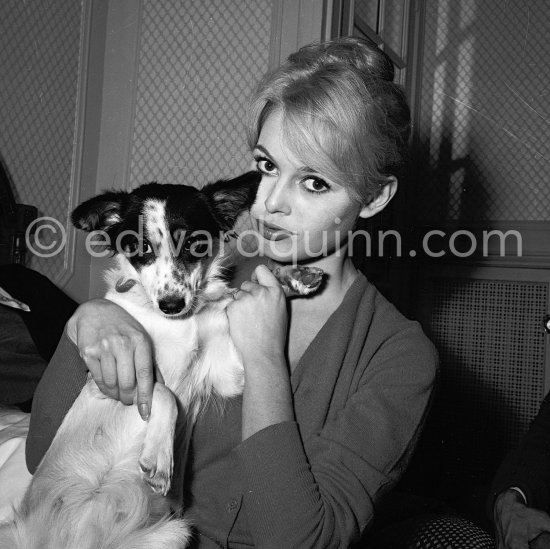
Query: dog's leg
139 383 178 496
270 264 325 296
196 306 244 399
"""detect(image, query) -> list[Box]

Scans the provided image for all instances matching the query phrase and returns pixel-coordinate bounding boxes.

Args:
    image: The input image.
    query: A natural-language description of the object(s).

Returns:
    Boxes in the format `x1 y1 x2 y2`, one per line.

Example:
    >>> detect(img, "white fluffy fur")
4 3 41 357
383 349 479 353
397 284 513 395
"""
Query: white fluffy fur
0 193 322 548
0 216 244 548
104 254 244 416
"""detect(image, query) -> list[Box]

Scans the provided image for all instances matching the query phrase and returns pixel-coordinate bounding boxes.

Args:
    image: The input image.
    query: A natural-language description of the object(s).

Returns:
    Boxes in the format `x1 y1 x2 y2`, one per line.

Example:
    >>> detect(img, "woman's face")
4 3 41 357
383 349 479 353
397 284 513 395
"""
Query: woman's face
249 110 363 265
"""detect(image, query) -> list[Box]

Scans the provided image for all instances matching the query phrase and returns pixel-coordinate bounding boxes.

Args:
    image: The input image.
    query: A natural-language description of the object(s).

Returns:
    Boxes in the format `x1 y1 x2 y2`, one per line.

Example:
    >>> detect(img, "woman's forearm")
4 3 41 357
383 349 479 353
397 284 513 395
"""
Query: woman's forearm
241 352 294 440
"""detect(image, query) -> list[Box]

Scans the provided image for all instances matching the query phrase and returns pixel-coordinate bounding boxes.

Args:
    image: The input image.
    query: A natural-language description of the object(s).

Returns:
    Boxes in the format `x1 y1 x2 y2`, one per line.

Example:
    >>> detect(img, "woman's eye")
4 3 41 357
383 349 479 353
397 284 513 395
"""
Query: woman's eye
255 157 277 175
302 177 330 194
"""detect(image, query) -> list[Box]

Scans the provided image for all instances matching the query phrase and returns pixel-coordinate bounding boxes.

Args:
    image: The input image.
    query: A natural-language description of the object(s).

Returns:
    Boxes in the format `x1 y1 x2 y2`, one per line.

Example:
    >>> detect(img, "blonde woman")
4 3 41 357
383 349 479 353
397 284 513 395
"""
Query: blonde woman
27 37 437 548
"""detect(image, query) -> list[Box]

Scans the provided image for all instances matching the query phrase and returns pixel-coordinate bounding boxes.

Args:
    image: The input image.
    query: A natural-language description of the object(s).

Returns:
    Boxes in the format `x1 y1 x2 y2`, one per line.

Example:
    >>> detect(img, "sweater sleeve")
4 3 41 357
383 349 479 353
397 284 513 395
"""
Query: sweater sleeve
25 329 88 473
235 324 438 549
489 392 550 513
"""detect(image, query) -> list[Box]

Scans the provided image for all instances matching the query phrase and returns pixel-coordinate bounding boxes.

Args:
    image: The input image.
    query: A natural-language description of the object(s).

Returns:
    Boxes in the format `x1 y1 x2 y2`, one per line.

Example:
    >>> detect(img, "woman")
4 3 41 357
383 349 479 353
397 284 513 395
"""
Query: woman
26 37 438 548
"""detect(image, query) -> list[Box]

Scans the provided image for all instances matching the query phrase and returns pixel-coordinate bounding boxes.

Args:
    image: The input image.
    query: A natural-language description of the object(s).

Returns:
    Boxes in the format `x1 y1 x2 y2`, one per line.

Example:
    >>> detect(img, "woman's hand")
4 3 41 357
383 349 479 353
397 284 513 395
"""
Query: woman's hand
67 298 156 420
494 489 550 548
226 264 293 440
226 264 288 368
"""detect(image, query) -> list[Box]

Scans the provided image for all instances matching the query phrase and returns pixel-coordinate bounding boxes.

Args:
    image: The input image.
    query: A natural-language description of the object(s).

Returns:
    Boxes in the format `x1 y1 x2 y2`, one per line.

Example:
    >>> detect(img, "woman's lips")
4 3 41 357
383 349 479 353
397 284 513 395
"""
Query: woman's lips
258 221 293 241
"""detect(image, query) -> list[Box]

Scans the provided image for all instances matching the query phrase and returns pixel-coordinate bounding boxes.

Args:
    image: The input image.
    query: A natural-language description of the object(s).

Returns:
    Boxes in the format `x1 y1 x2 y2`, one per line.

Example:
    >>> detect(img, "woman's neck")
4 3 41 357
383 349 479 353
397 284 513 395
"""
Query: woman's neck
230 251 359 297
310 255 358 295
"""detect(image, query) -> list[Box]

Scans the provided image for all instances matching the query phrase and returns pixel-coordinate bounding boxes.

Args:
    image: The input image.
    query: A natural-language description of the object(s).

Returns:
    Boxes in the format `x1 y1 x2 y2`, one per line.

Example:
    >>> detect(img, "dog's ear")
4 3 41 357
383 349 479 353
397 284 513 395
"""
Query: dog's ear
202 171 261 231
71 191 129 232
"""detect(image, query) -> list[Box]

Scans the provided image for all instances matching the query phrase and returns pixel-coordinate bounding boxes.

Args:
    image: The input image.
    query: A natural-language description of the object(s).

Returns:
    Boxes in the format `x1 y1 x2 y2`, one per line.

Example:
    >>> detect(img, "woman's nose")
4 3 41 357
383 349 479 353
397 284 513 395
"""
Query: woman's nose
264 179 291 215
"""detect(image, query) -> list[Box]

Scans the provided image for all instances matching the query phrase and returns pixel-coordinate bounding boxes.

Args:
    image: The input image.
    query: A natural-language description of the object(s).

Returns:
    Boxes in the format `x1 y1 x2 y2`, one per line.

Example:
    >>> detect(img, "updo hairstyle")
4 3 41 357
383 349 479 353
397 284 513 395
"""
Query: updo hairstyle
246 37 411 204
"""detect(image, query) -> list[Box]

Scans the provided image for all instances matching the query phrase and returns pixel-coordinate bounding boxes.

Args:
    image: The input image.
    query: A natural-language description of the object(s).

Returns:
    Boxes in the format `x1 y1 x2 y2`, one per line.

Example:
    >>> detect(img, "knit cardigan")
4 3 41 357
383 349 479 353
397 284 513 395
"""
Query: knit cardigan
26 273 438 548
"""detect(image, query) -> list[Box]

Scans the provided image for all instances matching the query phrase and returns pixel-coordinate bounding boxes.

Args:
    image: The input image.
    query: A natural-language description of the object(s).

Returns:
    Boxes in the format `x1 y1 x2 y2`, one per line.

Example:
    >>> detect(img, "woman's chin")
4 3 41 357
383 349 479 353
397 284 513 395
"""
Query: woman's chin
260 247 295 264
258 243 323 265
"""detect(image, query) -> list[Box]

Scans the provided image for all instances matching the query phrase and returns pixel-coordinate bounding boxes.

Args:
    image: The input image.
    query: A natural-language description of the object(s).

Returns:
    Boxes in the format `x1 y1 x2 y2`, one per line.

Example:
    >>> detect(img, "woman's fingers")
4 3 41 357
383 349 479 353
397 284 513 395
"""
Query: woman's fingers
70 299 155 420
97 334 137 404
239 281 257 294
99 351 120 400
81 352 102 387
135 335 155 420
115 349 137 406
75 315 150 409
253 264 280 287
77 323 104 384
240 268 282 295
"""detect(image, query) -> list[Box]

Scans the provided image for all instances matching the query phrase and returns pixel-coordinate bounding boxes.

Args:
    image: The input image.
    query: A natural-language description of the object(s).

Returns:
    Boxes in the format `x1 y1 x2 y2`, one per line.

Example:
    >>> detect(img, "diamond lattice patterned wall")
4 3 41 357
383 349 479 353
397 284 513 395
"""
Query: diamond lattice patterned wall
128 0 272 190
415 0 550 223
0 0 84 280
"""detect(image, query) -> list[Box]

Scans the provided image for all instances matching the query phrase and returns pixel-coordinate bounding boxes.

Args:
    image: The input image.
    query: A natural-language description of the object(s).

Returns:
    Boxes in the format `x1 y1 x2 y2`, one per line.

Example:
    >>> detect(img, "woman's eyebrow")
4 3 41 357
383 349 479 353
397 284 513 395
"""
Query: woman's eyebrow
253 144 272 159
296 165 318 175
254 144 318 176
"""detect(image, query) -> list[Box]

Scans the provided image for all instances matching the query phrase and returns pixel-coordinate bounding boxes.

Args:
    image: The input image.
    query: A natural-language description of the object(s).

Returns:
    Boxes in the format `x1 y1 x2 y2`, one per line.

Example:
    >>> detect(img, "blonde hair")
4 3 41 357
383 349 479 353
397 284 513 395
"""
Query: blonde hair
246 37 410 204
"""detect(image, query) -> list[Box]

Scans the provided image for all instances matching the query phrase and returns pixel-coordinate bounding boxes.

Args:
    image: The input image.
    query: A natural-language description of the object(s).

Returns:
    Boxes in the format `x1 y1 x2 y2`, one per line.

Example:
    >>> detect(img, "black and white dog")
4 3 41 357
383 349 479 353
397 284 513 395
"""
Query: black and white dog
0 172 322 549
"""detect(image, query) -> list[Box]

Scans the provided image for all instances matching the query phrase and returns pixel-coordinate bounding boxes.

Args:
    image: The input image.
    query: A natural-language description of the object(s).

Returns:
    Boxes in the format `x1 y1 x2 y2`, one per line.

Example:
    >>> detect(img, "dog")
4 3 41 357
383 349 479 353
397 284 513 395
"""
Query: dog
0 171 323 549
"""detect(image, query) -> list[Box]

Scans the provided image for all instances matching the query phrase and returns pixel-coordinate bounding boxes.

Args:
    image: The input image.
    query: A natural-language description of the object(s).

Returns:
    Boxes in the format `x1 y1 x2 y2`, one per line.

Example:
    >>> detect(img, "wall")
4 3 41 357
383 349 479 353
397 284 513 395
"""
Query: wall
127 0 271 188
87 0 327 298
415 0 549 225
407 0 550 505
0 0 98 301
0 0 329 301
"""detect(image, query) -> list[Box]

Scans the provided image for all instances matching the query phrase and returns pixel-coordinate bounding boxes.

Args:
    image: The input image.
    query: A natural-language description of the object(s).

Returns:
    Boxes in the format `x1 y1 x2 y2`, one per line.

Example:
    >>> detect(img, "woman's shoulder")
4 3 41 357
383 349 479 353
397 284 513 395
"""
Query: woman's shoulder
343 273 439 370
293 271 437 401
339 272 410 329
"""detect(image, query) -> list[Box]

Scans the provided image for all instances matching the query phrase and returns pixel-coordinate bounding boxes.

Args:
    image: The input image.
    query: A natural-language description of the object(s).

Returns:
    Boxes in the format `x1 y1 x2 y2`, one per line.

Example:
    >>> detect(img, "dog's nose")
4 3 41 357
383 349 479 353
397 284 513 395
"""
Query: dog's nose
158 297 186 315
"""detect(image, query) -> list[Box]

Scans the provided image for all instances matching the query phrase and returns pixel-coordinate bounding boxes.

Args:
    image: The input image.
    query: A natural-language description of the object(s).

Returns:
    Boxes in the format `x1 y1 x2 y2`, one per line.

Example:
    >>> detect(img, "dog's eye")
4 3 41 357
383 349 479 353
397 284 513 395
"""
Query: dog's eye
120 235 153 257
183 234 210 257
120 235 138 255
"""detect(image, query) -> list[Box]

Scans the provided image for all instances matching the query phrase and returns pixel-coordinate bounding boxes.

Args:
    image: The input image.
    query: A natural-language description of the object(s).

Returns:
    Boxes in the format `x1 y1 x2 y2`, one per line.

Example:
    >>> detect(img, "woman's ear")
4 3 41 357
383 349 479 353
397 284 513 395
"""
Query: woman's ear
359 176 398 219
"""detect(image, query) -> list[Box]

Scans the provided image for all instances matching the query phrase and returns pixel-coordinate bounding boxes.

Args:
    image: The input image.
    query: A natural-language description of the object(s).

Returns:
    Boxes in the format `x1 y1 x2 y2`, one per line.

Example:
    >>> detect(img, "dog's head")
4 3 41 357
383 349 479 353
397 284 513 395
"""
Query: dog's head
72 171 260 317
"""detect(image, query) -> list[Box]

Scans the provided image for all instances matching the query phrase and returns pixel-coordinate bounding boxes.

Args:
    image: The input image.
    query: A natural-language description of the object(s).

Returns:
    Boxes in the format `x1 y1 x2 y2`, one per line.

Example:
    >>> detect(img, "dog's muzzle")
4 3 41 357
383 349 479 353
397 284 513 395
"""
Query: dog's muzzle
158 297 188 316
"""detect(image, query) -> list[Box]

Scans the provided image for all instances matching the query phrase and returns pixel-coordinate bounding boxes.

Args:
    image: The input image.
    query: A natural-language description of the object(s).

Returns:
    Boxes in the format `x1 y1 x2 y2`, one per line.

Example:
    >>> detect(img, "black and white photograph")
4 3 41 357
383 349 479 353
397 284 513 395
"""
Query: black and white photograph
0 1 548 548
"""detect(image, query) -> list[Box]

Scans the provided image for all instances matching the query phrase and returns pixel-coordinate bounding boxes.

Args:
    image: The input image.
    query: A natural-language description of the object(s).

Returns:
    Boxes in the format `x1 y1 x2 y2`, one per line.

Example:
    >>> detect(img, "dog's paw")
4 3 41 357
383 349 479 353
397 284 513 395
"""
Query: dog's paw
139 443 173 496
272 265 325 296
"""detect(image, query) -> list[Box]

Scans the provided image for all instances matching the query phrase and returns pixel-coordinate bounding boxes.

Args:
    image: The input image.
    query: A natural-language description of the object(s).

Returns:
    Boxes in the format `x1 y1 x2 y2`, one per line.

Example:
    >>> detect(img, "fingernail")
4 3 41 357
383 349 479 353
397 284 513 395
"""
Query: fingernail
138 403 149 421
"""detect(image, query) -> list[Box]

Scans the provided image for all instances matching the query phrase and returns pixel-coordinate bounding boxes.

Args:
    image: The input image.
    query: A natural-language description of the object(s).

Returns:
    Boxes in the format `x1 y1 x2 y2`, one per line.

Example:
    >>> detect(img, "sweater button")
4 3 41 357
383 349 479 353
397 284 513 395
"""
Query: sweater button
226 499 238 512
